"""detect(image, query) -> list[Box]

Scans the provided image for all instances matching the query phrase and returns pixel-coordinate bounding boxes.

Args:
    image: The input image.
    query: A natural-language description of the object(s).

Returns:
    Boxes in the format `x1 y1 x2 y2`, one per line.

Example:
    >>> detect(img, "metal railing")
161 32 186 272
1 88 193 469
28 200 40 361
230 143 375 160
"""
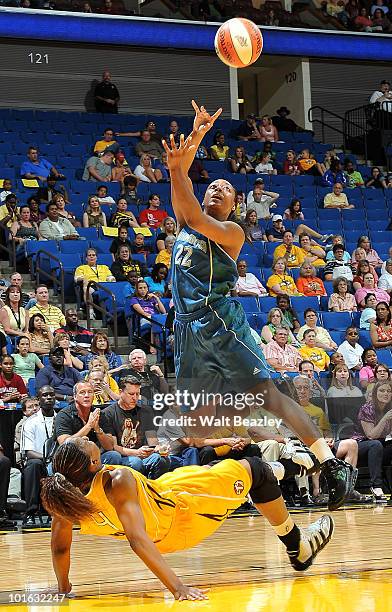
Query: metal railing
0 220 16 270
35 249 65 313
86 281 120 351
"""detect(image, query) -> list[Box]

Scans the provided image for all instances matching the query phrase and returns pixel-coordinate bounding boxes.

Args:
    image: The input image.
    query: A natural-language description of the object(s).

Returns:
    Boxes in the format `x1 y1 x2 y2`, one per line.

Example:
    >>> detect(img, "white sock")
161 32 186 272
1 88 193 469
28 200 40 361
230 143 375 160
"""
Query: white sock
309 438 334 464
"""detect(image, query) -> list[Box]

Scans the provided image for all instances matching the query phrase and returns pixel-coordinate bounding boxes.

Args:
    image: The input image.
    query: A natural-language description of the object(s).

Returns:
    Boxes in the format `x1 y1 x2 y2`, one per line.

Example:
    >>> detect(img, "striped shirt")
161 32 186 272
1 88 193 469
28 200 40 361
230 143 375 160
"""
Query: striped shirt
28 304 66 332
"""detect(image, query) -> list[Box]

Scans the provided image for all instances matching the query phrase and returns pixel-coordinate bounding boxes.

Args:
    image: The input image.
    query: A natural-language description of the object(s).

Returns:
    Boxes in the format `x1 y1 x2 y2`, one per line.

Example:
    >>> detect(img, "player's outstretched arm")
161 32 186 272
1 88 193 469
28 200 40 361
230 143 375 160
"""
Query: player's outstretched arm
108 468 208 601
51 515 74 595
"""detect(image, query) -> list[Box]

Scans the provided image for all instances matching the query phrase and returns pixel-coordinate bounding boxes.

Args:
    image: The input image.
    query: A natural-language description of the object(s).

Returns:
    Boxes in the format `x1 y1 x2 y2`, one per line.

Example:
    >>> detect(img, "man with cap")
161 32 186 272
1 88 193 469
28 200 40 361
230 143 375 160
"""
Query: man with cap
236 114 262 141
267 215 333 244
272 107 307 133
35 346 81 408
245 178 279 220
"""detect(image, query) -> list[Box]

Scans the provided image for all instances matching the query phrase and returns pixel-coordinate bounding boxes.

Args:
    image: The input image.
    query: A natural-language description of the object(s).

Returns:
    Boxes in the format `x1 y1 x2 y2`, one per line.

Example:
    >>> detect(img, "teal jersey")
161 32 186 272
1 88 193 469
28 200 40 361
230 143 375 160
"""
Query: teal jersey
172 226 238 314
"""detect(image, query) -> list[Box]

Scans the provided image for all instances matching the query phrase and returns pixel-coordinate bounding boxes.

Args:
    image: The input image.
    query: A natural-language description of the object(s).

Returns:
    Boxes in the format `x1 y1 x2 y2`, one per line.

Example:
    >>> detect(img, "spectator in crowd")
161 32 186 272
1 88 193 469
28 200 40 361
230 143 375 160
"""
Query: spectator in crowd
284 198 304 220
9 205 39 252
366 166 387 188
0 193 19 228
266 214 328 244
117 119 163 143
121 175 141 207
96 184 115 206
355 6 373 29
53 333 84 371
328 277 357 312
370 9 392 32
129 279 167 353
115 348 169 403
297 308 338 350
139 194 168 229
54 381 115 467
296 262 327 297
55 308 93 355
370 79 392 115
14 396 39 467
234 260 267 297
324 244 355 282
111 244 147 281
266 257 302 297
12 336 43 383
297 234 326 267
264 327 302 373
272 106 307 133
359 348 379 389
155 235 175 268
273 230 305 268
28 313 53 356
276 295 301 333
157 405 200 468
210 132 229 161
261 307 298 345
293 376 331 432
344 159 365 188
0 272 33 308
83 150 114 182
82 195 107 229
369 301 392 348
353 236 383 269
0 285 29 339
28 285 66 332
86 368 119 406
20 385 56 527
355 272 390 308
0 354 27 404
36 174 69 206
131 232 150 259
52 194 79 228
365 363 391 399
84 331 122 371
39 202 79 241
188 158 209 183
93 128 118 154
234 191 246 219
109 225 132 256
323 182 354 209
109 197 138 228
0 178 13 202
353 380 392 500
20 147 65 182
255 152 277 175
230 146 254 174
134 154 162 183
337 327 364 371
35 346 81 404
74 248 115 319
243 209 266 242
325 235 350 262
258 115 279 142
102 376 169 478
154 151 170 182
135 130 163 159
87 356 119 396
360 293 378 329
28 195 45 225
353 259 378 291
236 114 261 141
297 149 325 176
244 179 279 220
327 364 363 398
378 259 392 294
94 70 120 113
283 150 301 176
156 217 177 251
144 263 169 297
322 159 347 187
111 152 133 185
329 351 346 371
298 360 326 399
165 119 181 146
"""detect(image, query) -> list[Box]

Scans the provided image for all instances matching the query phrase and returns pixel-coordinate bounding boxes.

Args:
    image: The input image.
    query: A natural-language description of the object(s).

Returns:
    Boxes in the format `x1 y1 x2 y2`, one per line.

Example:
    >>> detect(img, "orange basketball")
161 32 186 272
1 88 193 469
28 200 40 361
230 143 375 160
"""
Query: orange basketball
214 18 263 69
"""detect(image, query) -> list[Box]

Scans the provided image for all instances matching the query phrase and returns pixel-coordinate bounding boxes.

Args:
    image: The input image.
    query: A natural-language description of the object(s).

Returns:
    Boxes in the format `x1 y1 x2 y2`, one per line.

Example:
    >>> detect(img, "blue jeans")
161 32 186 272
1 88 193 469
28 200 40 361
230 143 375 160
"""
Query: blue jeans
101 450 169 479
169 447 200 469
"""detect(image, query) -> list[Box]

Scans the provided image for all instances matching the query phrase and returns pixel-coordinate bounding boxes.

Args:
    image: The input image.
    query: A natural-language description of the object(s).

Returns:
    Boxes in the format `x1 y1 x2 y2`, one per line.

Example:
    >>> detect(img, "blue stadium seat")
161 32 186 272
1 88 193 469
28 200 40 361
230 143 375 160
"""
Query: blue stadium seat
95 281 128 319
375 349 392 368
59 241 90 255
290 296 320 312
258 296 277 312
234 296 259 312
78 228 98 240
321 312 352 330
96 254 114 267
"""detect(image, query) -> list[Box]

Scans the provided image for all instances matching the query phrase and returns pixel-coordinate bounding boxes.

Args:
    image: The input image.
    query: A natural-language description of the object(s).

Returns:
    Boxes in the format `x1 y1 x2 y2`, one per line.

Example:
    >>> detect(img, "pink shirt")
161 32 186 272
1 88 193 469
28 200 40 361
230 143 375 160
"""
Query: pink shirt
264 339 302 370
359 365 375 383
235 273 267 297
351 248 382 267
355 286 390 307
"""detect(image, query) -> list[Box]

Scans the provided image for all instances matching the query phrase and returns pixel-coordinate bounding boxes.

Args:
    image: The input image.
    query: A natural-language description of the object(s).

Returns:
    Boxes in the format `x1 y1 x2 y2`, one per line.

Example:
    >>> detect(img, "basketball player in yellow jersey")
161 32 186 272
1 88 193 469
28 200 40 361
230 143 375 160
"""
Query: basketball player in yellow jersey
41 438 333 602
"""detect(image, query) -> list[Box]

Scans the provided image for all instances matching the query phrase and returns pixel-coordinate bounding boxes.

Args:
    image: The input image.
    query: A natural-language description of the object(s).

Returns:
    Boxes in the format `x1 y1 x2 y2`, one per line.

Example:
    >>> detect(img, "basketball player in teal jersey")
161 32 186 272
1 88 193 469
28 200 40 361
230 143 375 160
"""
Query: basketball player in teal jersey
162 101 355 511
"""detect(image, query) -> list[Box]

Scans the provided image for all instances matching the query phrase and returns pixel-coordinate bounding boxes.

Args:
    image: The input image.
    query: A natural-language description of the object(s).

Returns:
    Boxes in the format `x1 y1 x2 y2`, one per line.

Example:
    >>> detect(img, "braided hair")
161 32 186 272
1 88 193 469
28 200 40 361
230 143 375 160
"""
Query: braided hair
41 439 97 521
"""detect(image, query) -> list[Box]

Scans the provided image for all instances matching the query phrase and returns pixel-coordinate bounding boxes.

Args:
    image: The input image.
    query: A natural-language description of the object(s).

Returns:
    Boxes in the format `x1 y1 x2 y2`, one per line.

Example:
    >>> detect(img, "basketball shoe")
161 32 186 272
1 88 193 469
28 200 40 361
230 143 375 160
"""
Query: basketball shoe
288 514 334 571
320 458 358 511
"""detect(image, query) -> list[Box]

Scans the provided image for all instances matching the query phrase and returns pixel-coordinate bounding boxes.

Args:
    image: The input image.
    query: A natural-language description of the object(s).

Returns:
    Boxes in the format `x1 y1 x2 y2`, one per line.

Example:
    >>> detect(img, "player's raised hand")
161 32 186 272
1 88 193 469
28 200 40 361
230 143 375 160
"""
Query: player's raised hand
191 100 222 136
162 134 196 171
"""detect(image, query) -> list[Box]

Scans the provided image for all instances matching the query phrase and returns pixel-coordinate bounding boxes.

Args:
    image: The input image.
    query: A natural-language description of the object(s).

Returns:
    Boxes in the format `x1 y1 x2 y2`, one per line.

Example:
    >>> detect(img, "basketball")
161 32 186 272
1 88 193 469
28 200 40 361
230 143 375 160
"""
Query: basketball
214 18 263 68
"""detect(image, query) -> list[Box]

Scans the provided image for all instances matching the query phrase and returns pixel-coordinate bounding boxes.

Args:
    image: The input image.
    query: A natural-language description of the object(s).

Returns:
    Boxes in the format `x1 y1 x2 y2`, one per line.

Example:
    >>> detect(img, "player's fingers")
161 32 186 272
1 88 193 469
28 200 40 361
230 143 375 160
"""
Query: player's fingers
211 107 223 123
161 139 171 155
170 133 178 150
191 99 200 113
179 133 185 148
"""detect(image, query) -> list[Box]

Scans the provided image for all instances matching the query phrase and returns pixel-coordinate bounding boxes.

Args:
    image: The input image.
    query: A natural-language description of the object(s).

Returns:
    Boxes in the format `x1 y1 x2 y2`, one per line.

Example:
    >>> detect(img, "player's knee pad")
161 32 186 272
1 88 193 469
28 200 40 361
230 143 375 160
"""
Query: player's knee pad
245 456 281 504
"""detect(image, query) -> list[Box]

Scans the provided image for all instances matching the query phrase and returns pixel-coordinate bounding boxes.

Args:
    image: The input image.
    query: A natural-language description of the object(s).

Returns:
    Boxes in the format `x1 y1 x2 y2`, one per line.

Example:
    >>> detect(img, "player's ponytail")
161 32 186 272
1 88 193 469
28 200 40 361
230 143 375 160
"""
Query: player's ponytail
41 440 97 521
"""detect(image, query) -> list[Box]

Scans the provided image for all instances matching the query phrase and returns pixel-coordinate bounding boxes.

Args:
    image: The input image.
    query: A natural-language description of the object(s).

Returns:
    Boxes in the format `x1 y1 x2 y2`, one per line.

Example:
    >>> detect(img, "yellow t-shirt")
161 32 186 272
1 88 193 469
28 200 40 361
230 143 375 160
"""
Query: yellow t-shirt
302 403 331 435
155 249 172 268
298 247 325 267
74 264 113 283
0 204 18 228
299 345 330 371
323 193 349 208
266 274 300 297
94 139 116 153
28 304 66 332
273 244 305 268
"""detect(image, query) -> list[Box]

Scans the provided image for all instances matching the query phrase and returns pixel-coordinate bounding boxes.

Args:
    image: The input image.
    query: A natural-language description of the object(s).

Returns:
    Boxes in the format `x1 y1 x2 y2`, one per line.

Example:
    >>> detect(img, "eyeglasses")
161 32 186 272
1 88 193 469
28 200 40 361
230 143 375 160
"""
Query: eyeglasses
347 331 358 336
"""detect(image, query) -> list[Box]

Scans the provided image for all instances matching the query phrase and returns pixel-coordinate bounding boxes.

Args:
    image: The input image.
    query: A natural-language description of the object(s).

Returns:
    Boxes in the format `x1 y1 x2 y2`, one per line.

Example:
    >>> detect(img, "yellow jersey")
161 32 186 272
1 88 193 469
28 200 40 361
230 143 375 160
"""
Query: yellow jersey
80 461 251 553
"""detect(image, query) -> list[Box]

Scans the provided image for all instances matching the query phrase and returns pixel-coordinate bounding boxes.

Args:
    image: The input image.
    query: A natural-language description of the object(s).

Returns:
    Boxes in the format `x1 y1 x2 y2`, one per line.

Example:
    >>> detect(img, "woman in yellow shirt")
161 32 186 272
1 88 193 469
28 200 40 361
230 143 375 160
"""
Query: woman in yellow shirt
155 235 176 268
266 258 302 297
74 248 115 320
299 329 330 372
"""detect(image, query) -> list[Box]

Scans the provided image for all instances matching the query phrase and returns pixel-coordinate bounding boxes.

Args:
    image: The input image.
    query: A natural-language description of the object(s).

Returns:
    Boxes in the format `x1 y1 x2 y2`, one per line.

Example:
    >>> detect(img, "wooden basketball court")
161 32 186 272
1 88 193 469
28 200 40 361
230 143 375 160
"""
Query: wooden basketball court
2 506 392 611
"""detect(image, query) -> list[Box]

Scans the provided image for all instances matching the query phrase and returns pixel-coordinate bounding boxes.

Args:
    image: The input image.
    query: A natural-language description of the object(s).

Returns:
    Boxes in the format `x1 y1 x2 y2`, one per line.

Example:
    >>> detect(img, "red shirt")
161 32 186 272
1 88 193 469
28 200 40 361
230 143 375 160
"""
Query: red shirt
0 372 27 400
139 208 168 229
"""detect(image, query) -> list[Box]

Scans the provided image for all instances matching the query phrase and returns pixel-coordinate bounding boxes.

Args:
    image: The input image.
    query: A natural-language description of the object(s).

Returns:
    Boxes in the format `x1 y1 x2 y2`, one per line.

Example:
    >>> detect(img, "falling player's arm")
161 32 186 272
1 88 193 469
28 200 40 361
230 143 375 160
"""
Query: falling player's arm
51 515 74 594
108 468 207 601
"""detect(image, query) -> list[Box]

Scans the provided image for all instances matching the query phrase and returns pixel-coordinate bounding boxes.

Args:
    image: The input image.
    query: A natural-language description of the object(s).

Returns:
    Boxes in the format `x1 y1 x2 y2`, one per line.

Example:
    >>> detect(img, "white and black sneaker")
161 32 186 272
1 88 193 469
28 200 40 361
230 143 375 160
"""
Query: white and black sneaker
288 515 334 571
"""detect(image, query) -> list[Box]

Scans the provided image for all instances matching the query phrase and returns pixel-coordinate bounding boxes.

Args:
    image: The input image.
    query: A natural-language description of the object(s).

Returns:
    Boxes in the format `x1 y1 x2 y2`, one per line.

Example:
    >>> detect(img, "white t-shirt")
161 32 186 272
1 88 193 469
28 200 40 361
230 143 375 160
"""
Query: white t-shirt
378 271 392 291
246 191 273 220
337 340 364 370
255 162 274 174
21 410 54 454
370 90 392 112
134 165 151 183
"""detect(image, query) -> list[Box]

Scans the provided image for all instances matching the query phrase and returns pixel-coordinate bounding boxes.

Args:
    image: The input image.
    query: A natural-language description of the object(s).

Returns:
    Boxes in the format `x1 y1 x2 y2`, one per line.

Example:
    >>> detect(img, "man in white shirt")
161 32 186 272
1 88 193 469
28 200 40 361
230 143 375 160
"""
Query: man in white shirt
39 202 79 241
21 385 56 527
378 259 392 294
244 179 279 220
370 80 392 113
337 327 364 371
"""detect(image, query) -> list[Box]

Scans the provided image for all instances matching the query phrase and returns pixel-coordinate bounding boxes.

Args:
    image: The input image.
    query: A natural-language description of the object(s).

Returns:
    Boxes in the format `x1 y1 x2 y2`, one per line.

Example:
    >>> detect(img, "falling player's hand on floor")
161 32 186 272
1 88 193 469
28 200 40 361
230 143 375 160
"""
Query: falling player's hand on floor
174 585 209 601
